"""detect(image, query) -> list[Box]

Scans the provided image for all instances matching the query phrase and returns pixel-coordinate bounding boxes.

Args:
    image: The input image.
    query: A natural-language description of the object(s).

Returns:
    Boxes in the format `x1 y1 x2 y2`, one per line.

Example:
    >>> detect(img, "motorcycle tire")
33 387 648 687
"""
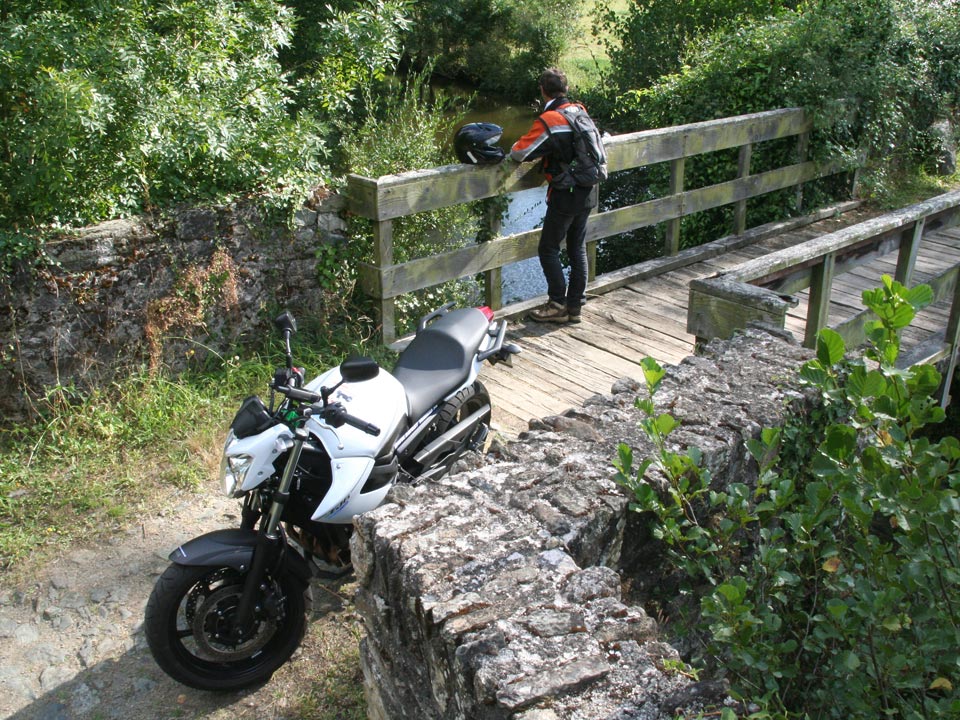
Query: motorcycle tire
432 380 491 438
145 563 310 691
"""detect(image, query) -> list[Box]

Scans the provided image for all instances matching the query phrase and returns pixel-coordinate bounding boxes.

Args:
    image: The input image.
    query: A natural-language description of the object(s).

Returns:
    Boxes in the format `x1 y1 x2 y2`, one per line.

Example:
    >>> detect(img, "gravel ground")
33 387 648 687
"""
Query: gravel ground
0 483 365 720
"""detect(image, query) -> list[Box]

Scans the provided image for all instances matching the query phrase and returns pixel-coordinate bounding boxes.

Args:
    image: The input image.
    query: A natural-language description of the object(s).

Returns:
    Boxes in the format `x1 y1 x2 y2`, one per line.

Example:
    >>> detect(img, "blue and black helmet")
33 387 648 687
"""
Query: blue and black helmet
454 123 506 165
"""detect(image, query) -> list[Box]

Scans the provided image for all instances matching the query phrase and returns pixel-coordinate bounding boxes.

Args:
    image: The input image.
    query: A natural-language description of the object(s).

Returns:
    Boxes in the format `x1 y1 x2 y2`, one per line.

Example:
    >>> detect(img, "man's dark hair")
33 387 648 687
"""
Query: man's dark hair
539 68 568 98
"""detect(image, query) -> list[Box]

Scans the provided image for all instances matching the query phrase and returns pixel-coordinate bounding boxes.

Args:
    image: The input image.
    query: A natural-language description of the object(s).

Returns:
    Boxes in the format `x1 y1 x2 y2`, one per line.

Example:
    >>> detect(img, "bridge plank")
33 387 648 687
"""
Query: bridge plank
482 203 960 437
507 328 627 392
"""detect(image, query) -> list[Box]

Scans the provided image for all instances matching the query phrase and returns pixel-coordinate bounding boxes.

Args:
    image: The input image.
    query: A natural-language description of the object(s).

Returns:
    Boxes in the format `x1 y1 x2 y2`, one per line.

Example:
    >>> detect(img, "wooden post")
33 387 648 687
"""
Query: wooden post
373 219 396 343
939 271 960 407
482 200 504 310
734 143 753 235
665 156 685 256
587 200 599 283
795 131 809 212
804 252 836 349
894 218 924 287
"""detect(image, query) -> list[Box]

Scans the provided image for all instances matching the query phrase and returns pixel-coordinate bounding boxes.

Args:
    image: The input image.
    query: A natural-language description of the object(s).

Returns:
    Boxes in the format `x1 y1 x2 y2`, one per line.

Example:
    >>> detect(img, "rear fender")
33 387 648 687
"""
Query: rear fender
169 528 312 587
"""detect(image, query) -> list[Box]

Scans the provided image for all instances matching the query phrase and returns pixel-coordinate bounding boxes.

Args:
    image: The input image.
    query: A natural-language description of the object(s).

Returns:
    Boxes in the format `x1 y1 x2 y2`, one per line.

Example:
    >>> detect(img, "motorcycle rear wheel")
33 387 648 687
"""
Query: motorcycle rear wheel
145 563 310 691
433 380 491 436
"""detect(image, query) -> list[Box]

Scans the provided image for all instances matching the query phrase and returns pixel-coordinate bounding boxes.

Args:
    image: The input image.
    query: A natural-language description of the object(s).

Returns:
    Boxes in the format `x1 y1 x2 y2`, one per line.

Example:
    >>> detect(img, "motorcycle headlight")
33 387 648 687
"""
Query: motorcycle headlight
220 433 254 498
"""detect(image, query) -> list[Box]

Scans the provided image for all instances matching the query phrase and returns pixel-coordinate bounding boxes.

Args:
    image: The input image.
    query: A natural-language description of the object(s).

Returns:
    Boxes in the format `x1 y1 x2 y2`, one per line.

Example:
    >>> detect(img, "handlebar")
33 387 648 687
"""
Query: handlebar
274 385 321 404
308 402 380 436
271 383 380 435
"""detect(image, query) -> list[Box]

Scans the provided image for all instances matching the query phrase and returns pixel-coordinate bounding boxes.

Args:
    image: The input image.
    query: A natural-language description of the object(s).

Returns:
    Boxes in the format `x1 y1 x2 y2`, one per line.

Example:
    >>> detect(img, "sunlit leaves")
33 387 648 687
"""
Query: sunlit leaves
0 0 410 234
816 327 846 366
615 277 960 718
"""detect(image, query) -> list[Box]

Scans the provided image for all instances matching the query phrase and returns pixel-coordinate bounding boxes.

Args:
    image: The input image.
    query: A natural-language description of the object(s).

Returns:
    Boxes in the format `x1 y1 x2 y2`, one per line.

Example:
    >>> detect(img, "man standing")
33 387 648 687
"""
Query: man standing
510 67 597 324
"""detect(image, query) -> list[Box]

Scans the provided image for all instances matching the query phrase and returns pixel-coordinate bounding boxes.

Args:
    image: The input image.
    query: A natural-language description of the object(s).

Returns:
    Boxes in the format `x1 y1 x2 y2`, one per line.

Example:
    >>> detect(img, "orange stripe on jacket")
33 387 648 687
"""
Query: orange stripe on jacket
509 102 579 165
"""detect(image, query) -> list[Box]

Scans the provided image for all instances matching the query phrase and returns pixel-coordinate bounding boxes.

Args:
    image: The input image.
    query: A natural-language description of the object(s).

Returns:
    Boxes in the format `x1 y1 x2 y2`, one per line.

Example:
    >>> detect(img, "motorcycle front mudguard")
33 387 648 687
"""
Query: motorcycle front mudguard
168 528 313 586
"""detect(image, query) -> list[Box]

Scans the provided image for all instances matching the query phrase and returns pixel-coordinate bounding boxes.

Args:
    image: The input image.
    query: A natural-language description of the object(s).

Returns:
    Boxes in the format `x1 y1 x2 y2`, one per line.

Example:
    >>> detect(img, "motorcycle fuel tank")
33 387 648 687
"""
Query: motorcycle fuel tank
303 365 407 459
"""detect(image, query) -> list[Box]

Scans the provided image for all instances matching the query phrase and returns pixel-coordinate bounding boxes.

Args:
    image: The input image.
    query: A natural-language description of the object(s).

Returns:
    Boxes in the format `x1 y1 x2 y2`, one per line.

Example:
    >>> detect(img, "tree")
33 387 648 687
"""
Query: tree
401 0 579 98
0 0 410 233
597 0 800 91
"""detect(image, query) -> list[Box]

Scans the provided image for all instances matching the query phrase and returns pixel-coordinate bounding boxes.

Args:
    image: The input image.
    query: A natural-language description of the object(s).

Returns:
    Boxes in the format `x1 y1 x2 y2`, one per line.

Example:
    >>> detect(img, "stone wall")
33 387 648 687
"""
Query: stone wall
350 328 815 719
0 195 347 419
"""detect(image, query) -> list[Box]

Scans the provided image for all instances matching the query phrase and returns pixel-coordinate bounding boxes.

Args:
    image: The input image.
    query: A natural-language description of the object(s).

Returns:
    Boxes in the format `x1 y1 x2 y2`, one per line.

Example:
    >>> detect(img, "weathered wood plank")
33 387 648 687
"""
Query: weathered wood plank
347 108 812 221
725 190 960 284
504 328 625 392
480 203 960 437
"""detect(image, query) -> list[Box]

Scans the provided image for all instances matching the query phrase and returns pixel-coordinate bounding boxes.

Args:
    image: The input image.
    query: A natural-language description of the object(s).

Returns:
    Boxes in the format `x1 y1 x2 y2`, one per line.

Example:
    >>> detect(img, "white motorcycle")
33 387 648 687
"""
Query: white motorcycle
144 303 520 691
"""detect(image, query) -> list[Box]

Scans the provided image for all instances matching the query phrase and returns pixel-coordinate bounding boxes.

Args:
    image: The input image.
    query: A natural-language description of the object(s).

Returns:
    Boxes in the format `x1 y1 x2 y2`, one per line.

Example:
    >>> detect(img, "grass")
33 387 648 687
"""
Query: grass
0 320 391 578
868 168 960 210
285 610 367 720
0 361 262 574
564 0 630 92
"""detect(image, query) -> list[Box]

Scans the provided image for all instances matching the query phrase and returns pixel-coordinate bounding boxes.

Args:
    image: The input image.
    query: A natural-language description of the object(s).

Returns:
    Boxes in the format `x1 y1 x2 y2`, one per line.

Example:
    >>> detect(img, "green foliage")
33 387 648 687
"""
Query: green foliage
613 0 960 204
401 0 582 98
340 68 483 334
616 276 960 718
595 0 799 91
281 0 410 117
0 0 413 278
0 0 329 230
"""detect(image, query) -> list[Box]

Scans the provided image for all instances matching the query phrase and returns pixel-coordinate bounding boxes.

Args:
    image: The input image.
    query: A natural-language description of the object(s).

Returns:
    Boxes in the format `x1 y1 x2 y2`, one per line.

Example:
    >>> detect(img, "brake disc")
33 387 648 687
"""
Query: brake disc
190 582 277 661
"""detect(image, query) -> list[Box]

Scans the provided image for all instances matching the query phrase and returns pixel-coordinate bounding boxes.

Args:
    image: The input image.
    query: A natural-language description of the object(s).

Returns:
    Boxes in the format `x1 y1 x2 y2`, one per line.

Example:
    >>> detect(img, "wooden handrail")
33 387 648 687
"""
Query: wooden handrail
687 189 960 400
347 107 849 342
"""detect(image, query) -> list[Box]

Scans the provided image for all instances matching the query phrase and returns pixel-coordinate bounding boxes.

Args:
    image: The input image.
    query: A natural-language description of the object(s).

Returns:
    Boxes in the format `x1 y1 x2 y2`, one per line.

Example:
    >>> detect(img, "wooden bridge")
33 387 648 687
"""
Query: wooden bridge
345 107 960 437
481 194 960 436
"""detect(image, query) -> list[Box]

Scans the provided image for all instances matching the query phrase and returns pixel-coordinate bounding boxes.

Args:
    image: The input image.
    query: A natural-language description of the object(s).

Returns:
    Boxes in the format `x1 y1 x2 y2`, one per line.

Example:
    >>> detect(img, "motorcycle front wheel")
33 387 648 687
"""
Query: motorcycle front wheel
144 563 310 691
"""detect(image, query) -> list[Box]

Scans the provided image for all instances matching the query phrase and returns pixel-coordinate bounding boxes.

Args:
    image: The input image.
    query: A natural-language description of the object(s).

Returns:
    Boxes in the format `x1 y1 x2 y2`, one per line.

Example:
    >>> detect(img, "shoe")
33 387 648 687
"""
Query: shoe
530 300 568 323
567 310 582 324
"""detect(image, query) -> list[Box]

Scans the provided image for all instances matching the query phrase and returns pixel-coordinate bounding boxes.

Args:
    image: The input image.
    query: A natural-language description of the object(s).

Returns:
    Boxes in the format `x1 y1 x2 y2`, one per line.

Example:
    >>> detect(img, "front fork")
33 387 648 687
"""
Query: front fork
232 427 307 640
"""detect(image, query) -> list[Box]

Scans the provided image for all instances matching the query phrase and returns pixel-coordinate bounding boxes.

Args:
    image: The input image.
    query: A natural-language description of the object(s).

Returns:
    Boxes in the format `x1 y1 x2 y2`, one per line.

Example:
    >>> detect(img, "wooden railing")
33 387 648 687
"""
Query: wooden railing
687 189 960 399
346 107 851 342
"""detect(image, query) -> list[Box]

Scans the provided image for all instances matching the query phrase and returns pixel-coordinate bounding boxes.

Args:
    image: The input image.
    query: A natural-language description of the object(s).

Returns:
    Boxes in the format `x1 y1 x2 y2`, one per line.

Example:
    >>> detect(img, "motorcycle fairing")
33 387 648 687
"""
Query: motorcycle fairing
304 366 407 460
310 456 381 523
227 424 294 494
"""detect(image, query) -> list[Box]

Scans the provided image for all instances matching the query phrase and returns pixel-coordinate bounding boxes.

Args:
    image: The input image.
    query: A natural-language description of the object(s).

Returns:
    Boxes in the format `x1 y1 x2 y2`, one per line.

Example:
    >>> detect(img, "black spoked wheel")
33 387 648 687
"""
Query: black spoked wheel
145 564 309 691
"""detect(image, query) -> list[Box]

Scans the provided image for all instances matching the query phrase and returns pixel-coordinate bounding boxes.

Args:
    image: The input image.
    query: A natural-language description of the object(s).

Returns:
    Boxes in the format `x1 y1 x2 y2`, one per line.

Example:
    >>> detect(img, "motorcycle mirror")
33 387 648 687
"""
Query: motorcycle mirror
274 311 297 335
340 356 379 383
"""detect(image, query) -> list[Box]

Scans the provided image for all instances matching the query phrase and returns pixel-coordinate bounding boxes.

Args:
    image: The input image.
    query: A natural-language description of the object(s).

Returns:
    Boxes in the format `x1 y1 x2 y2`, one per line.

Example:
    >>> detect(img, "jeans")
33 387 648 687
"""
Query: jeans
538 206 589 310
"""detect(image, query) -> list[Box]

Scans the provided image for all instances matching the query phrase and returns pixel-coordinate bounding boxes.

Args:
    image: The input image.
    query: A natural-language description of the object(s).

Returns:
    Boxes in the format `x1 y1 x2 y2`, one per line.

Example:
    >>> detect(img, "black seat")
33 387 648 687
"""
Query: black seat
391 308 490 420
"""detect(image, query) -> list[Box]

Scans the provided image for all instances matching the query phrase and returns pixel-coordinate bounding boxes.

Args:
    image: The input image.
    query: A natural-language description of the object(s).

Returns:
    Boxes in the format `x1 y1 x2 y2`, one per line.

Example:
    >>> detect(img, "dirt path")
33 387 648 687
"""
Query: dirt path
0 483 365 720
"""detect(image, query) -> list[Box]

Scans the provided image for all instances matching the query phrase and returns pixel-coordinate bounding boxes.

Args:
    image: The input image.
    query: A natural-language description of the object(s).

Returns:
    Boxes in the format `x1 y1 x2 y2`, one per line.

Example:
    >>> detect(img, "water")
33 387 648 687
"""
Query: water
500 187 549 304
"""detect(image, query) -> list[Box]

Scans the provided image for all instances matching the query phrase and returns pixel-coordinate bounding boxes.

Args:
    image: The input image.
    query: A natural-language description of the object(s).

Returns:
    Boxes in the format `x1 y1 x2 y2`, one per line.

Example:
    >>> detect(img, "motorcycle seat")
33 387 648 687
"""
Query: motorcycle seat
391 308 490 420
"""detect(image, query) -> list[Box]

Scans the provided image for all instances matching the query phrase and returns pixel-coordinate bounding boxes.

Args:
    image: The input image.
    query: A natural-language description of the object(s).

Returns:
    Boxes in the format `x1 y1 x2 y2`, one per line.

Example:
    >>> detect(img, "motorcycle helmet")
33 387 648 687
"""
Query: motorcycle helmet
454 123 506 165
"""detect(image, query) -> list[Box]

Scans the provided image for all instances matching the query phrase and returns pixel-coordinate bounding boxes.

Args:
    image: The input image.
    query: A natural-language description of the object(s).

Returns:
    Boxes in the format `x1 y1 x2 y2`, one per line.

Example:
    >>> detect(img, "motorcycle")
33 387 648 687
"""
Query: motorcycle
144 303 520 691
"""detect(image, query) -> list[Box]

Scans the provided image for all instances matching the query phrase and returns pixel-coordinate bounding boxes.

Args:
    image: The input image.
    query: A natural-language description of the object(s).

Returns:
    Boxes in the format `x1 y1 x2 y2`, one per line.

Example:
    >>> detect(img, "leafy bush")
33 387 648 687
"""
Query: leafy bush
595 0 799 92
615 276 960 718
0 0 325 230
614 0 958 198
339 69 483 334
401 0 581 98
280 0 410 118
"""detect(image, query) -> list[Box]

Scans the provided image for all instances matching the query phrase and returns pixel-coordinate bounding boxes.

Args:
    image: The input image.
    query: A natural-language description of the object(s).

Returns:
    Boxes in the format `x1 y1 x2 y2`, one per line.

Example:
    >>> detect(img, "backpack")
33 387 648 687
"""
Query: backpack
541 104 609 190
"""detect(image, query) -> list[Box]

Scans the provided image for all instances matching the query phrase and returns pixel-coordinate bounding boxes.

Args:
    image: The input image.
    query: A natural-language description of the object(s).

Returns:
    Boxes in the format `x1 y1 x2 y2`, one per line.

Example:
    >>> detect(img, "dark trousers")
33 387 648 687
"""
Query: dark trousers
538 206 589 310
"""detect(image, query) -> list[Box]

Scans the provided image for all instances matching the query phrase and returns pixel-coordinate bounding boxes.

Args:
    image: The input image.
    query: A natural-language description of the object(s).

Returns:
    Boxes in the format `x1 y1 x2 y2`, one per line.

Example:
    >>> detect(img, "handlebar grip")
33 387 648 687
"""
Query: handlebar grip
313 402 380 436
342 413 380 436
277 385 320 403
